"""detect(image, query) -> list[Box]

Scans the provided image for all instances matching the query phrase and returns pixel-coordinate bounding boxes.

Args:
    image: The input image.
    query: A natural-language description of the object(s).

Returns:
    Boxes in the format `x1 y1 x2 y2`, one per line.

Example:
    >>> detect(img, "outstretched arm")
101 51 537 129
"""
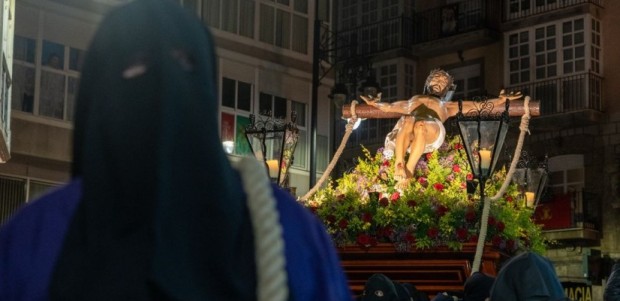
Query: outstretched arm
360 93 417 115
444 90 523 117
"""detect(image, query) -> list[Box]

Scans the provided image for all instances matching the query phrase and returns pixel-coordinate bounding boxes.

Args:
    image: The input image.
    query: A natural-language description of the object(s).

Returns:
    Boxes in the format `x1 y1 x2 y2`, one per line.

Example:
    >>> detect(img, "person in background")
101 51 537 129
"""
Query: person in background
489 252 570 301
463 272 495 301
0 0 353 300
605 262 620 301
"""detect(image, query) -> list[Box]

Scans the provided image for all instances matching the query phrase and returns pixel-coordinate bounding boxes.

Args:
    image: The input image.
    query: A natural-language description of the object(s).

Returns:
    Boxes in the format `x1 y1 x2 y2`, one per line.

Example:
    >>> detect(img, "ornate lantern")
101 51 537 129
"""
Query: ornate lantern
245 112 299 188
456 98 510 199
512 152 549 208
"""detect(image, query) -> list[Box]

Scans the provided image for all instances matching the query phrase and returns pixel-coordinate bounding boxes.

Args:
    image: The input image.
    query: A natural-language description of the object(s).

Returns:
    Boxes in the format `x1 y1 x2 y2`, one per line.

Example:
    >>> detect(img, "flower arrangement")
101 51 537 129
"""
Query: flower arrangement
303 135 546 254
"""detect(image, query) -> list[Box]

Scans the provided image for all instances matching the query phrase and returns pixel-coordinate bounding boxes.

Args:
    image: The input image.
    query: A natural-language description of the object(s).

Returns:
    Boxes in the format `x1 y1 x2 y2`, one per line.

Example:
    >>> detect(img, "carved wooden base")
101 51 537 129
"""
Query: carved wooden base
337 243 505 297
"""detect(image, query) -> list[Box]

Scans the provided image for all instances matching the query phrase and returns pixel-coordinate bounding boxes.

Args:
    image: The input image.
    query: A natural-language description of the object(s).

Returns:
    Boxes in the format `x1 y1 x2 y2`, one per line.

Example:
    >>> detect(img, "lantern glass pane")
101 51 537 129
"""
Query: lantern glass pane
265 130 285 162
246 133 266 161
527 168 548 204
512 168 527 187
458 120 481 177
490 120 509 175
279 128 299 186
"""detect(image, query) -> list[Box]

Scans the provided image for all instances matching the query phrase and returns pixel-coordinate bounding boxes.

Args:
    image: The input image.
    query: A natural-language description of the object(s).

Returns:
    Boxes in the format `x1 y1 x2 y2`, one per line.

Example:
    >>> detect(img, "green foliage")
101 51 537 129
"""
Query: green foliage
303 135 547 254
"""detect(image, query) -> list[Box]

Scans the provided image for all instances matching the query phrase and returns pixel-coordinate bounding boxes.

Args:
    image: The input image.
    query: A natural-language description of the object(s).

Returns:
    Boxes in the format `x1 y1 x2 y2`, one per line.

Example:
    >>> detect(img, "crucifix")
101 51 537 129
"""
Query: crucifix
341 69 540 186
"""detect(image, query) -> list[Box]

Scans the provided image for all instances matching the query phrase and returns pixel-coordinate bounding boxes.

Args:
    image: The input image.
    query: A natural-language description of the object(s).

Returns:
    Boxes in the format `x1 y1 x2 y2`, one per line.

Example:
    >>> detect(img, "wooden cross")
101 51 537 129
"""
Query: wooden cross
341 99 540 119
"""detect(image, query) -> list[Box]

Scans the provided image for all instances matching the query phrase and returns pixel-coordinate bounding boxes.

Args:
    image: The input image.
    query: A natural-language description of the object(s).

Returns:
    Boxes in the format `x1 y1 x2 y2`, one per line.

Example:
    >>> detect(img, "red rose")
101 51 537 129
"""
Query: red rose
338 219 348 229
456 228 468 241
452 164 461 173
466 173 474 181
362 212 373 223
488 216 497 226
356 233 376 247
469 234 479 243
433 183 445 191
492 235 503 247
382 160 390 166
505 196 514 203
496 221 505 232
380 227 394 238
379 197 390 207
454 143 463 150
426 153 433 160
418 177 427 184
390 192 400 203
405 232 416 243
407 200 417 208
436 205 448 217
427 227 439 239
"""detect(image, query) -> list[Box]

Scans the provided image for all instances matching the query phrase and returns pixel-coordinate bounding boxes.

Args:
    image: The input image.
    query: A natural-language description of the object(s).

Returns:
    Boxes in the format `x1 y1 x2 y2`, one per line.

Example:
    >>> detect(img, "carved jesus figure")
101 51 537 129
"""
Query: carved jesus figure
360 69 521 183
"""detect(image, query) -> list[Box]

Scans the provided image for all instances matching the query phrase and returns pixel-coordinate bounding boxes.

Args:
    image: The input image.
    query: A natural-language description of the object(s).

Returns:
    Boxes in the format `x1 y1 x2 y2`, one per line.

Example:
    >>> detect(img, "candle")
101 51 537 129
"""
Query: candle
266 160 279 179
525 192 535 207
479 149 491 172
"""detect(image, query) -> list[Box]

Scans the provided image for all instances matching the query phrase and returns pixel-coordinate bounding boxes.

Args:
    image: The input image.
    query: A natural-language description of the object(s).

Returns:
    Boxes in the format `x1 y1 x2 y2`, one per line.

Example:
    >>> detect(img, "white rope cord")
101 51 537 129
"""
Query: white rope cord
301 100 359 201
234 157 288 301
471 96 531 274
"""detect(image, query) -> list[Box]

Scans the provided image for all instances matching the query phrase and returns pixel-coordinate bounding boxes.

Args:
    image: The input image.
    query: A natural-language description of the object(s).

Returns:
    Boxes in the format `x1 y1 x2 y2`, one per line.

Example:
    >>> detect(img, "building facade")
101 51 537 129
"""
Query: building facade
0 0 618 299
0 0 335 225
330 0 618 299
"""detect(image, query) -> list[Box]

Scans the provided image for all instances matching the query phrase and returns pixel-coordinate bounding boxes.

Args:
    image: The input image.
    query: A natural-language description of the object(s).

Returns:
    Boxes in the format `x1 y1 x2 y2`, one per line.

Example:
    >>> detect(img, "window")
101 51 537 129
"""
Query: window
535 24 557 80
547 154 585 227
508 0 530 15
591 18 601 74
11 36 35 114
0 175 59 225
259 92 287 118
202 0 255 38
259 0 309 54
11 35 84 122
548 154 584 195
561 18 585 74
220 77 253 155
449 63 482 100
505 15 599 85
508 30 530 85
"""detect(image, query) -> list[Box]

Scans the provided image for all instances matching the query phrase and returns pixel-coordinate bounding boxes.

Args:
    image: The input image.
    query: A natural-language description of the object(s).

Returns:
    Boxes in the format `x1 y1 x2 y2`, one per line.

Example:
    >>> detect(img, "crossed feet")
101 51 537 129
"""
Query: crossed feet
394 162 414 190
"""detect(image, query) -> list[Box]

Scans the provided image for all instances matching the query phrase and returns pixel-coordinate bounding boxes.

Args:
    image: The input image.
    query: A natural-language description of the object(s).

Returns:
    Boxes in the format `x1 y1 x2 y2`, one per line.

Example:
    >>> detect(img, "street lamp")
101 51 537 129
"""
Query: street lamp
456 98 510 203
512 152 549 208
245 113 299 188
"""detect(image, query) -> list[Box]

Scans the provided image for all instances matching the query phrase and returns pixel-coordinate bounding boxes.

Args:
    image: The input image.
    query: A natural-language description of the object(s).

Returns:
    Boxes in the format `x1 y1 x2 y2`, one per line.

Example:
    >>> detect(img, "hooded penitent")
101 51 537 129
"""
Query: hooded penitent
50 0 255 300
463 272 495 301
606 263 620 301
489 252 567 301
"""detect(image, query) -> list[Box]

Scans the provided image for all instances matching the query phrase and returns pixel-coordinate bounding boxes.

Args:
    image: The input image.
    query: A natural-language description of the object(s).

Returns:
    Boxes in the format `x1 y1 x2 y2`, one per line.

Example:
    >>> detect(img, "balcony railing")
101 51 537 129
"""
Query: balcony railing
503 0 604 22
413 0 500 44
506 72 603 115
336 16 414 60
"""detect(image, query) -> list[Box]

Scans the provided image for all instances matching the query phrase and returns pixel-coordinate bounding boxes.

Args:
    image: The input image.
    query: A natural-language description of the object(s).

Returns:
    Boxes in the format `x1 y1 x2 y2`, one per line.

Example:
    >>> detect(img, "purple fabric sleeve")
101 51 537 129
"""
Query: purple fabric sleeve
0 180 353 301
272 185 354 301
0 179 82 301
